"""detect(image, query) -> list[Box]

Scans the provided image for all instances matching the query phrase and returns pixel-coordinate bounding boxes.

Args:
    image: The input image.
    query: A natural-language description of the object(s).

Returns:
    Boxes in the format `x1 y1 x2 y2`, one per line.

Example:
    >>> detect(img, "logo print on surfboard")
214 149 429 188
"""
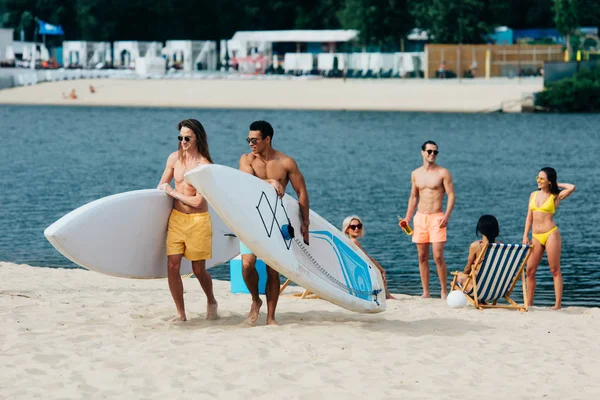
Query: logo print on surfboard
256 191 293 250
293 231 374 301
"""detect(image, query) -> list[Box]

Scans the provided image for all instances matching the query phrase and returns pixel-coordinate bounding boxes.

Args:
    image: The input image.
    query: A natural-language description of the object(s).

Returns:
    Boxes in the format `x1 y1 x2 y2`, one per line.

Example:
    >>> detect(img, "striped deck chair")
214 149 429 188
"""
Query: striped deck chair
450 243 533 311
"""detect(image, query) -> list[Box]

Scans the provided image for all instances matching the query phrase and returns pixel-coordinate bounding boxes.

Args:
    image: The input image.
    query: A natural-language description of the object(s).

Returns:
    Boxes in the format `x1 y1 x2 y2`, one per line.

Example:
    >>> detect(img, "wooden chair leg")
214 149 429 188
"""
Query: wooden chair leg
280 279 291 295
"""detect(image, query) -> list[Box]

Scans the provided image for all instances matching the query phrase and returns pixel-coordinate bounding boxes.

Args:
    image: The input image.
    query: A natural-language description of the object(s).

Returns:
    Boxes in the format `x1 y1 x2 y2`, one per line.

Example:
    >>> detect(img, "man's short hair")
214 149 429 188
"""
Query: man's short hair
421 140 438 150
249 120 274 140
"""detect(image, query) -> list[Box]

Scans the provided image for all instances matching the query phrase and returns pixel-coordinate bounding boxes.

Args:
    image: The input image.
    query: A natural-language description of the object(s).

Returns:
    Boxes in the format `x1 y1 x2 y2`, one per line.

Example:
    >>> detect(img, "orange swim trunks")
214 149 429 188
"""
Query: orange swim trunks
412 212 447 244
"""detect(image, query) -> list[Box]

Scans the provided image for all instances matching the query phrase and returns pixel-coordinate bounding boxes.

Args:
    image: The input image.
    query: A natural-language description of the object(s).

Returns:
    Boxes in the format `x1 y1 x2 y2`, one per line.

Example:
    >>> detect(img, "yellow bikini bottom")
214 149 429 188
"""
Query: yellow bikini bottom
532 226 558 246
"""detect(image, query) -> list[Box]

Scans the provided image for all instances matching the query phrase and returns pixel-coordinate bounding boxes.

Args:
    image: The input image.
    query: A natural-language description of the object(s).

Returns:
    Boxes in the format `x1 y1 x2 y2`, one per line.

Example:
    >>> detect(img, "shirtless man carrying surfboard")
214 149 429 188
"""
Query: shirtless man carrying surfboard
157 119 218 322
239 120 310 326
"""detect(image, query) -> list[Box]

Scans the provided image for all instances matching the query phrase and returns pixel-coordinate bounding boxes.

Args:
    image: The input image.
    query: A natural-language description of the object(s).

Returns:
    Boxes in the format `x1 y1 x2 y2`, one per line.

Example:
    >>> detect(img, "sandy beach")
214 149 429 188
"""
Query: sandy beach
0 77 542 112
2 261 599 399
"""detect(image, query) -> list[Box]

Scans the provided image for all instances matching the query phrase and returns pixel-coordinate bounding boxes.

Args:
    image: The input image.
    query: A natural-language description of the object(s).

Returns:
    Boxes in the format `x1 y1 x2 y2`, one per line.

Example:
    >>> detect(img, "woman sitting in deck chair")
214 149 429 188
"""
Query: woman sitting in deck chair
453 215 533 310
458 215 502 292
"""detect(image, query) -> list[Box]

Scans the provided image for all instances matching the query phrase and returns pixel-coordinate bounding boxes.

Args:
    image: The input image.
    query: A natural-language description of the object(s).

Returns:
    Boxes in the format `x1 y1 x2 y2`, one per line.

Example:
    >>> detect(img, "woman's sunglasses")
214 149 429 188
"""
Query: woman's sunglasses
536 176 546 182
426 150 439 155
348 223 363 231
178 136 192 142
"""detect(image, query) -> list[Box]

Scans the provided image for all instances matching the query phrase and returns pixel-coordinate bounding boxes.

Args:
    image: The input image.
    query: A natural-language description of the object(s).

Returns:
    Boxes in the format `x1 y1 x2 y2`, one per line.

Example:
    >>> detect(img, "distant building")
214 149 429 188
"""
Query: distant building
63 41 111 68
222 29 359 72
489 26 599 45
113 41 161 69
162 40 217 71
0 28 14 61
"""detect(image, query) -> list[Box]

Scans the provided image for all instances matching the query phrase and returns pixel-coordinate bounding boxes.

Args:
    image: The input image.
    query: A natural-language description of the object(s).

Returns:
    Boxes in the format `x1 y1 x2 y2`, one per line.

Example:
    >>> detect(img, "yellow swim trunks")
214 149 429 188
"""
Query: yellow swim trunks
166 209 212 261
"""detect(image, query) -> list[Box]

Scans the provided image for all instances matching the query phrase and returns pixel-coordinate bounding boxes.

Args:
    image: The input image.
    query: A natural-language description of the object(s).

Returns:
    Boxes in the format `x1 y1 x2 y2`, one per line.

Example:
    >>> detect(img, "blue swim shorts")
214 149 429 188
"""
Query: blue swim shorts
239 241 254 255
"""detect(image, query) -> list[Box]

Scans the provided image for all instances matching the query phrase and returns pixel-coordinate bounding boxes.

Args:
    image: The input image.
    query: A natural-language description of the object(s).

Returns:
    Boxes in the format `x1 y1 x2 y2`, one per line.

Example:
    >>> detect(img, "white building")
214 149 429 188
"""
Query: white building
113 41 161 68
62 41 111 68
221 30 359 72
163 40 217 71
0 28 14 61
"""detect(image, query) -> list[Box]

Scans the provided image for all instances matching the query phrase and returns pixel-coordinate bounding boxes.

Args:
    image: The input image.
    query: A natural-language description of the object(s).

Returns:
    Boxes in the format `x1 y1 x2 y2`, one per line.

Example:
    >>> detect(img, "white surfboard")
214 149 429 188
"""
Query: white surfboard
184 164 386 313
44 189 239 278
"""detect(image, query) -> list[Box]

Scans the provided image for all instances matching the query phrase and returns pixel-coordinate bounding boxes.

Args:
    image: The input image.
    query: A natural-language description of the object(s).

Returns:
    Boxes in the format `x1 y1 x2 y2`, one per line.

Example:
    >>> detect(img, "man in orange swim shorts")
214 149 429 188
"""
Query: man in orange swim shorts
400 140 455 299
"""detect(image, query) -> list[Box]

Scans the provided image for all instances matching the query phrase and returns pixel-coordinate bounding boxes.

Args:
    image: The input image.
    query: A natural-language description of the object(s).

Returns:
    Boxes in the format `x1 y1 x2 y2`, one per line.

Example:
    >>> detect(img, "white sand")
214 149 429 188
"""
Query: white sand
2 261 599 399
0 78 542 112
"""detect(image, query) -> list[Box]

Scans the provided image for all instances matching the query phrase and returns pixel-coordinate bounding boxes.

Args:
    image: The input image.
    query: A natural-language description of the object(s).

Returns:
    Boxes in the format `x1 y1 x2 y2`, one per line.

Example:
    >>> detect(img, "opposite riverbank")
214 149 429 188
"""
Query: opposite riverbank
0 76 542 112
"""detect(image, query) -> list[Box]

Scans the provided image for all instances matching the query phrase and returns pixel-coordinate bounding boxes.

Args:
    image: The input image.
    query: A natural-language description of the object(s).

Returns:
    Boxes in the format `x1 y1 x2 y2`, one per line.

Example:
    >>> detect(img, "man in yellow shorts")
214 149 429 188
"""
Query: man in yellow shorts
157 119 217 322
400 140 455 299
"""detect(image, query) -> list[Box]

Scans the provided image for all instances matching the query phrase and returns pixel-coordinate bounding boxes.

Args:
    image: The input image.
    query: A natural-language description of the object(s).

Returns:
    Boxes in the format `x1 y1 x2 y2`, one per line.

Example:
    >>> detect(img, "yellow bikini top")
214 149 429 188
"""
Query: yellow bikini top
530 192 556 214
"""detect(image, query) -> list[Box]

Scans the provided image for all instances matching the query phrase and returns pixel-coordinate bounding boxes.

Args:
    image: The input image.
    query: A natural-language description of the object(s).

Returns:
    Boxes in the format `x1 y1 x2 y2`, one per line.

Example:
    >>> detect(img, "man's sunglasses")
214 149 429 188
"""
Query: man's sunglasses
246 137 261 145
348 223 363 230
425 150 439 155
178 136 191 142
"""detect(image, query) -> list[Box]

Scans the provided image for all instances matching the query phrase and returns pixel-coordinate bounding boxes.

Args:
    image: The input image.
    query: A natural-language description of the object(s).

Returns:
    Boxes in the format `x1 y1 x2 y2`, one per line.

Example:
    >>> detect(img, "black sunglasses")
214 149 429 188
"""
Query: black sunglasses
178 136 191 142
426 149 439 155
246 137 261 145
349 223 363 230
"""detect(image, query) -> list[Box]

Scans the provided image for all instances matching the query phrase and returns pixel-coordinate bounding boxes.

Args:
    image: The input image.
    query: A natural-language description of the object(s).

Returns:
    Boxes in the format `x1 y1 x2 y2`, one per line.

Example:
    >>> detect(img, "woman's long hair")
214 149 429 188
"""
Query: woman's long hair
178 119 214 164
476 215 499 243
539 167 560 195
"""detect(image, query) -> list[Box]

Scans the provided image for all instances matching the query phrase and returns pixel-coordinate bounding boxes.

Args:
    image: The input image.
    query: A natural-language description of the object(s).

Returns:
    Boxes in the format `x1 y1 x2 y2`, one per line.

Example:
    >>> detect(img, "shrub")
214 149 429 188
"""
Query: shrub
536 67 600 112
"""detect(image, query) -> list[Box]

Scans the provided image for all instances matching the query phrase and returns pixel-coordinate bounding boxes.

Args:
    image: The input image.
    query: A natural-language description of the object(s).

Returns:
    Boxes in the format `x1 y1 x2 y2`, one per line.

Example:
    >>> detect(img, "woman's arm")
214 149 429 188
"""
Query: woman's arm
352 238 387 278
462 242 478 274
557 182 576 201
523 193 534 244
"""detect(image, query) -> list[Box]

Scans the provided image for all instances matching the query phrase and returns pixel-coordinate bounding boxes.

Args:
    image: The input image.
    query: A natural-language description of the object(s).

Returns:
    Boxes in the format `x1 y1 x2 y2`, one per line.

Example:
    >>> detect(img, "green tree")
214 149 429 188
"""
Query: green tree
338 0 412 50
553 0 579 58
410 0 506 44
295 0 342 29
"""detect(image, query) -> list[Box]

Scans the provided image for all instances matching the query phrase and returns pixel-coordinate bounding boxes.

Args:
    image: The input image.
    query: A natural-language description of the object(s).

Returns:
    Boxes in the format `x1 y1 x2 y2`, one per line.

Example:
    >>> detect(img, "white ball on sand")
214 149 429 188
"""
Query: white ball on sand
447 290 467 308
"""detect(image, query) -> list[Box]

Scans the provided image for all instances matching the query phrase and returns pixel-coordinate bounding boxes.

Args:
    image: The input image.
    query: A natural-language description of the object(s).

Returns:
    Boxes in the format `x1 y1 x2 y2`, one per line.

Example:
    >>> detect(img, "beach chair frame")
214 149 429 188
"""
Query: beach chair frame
450 243 533 311
280 279 320 299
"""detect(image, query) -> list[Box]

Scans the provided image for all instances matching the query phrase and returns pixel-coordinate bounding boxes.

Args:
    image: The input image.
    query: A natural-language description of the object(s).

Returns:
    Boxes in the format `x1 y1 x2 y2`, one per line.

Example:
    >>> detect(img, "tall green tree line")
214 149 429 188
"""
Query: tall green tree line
0 0 598 48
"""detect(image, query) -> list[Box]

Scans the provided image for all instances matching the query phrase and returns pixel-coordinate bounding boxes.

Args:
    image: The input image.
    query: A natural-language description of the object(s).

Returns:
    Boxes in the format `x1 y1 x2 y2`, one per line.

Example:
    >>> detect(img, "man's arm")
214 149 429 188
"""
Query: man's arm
440 169 455 228
286 158 310 245
239 154 255 175
400 171 418 226
157 153 177 187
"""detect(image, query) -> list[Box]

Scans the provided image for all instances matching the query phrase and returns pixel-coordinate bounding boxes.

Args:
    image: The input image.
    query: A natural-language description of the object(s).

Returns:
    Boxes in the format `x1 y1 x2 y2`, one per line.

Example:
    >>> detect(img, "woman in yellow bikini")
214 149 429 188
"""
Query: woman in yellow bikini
522 167 575 310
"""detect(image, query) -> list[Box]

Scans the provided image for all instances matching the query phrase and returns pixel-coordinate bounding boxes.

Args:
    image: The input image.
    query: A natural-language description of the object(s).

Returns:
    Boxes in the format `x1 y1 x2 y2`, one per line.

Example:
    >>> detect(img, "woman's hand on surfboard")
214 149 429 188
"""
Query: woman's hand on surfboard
267 179 285 197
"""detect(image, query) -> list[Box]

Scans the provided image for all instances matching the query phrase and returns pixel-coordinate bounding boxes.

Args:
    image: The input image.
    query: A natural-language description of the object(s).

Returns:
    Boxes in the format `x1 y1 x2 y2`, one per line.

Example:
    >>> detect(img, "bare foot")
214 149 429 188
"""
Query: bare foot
266 318 279 326
551 304 562 310
420 292 431 299
206 302 219 320
245 299 263 326
441 291 448 300
169 314 186 323
386 293 397 300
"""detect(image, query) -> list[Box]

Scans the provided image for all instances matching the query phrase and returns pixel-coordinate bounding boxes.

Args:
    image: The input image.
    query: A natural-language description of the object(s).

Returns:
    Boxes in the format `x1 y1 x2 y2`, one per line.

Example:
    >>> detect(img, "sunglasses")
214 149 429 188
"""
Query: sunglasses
536 176 547 182
246 137 261 145
425 150 439 155
348 223 363 231
178 136 191 142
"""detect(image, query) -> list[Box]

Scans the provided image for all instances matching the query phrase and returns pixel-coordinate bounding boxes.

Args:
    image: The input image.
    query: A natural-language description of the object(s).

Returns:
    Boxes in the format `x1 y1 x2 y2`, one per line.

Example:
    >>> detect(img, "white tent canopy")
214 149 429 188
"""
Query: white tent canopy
231 30 358 43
